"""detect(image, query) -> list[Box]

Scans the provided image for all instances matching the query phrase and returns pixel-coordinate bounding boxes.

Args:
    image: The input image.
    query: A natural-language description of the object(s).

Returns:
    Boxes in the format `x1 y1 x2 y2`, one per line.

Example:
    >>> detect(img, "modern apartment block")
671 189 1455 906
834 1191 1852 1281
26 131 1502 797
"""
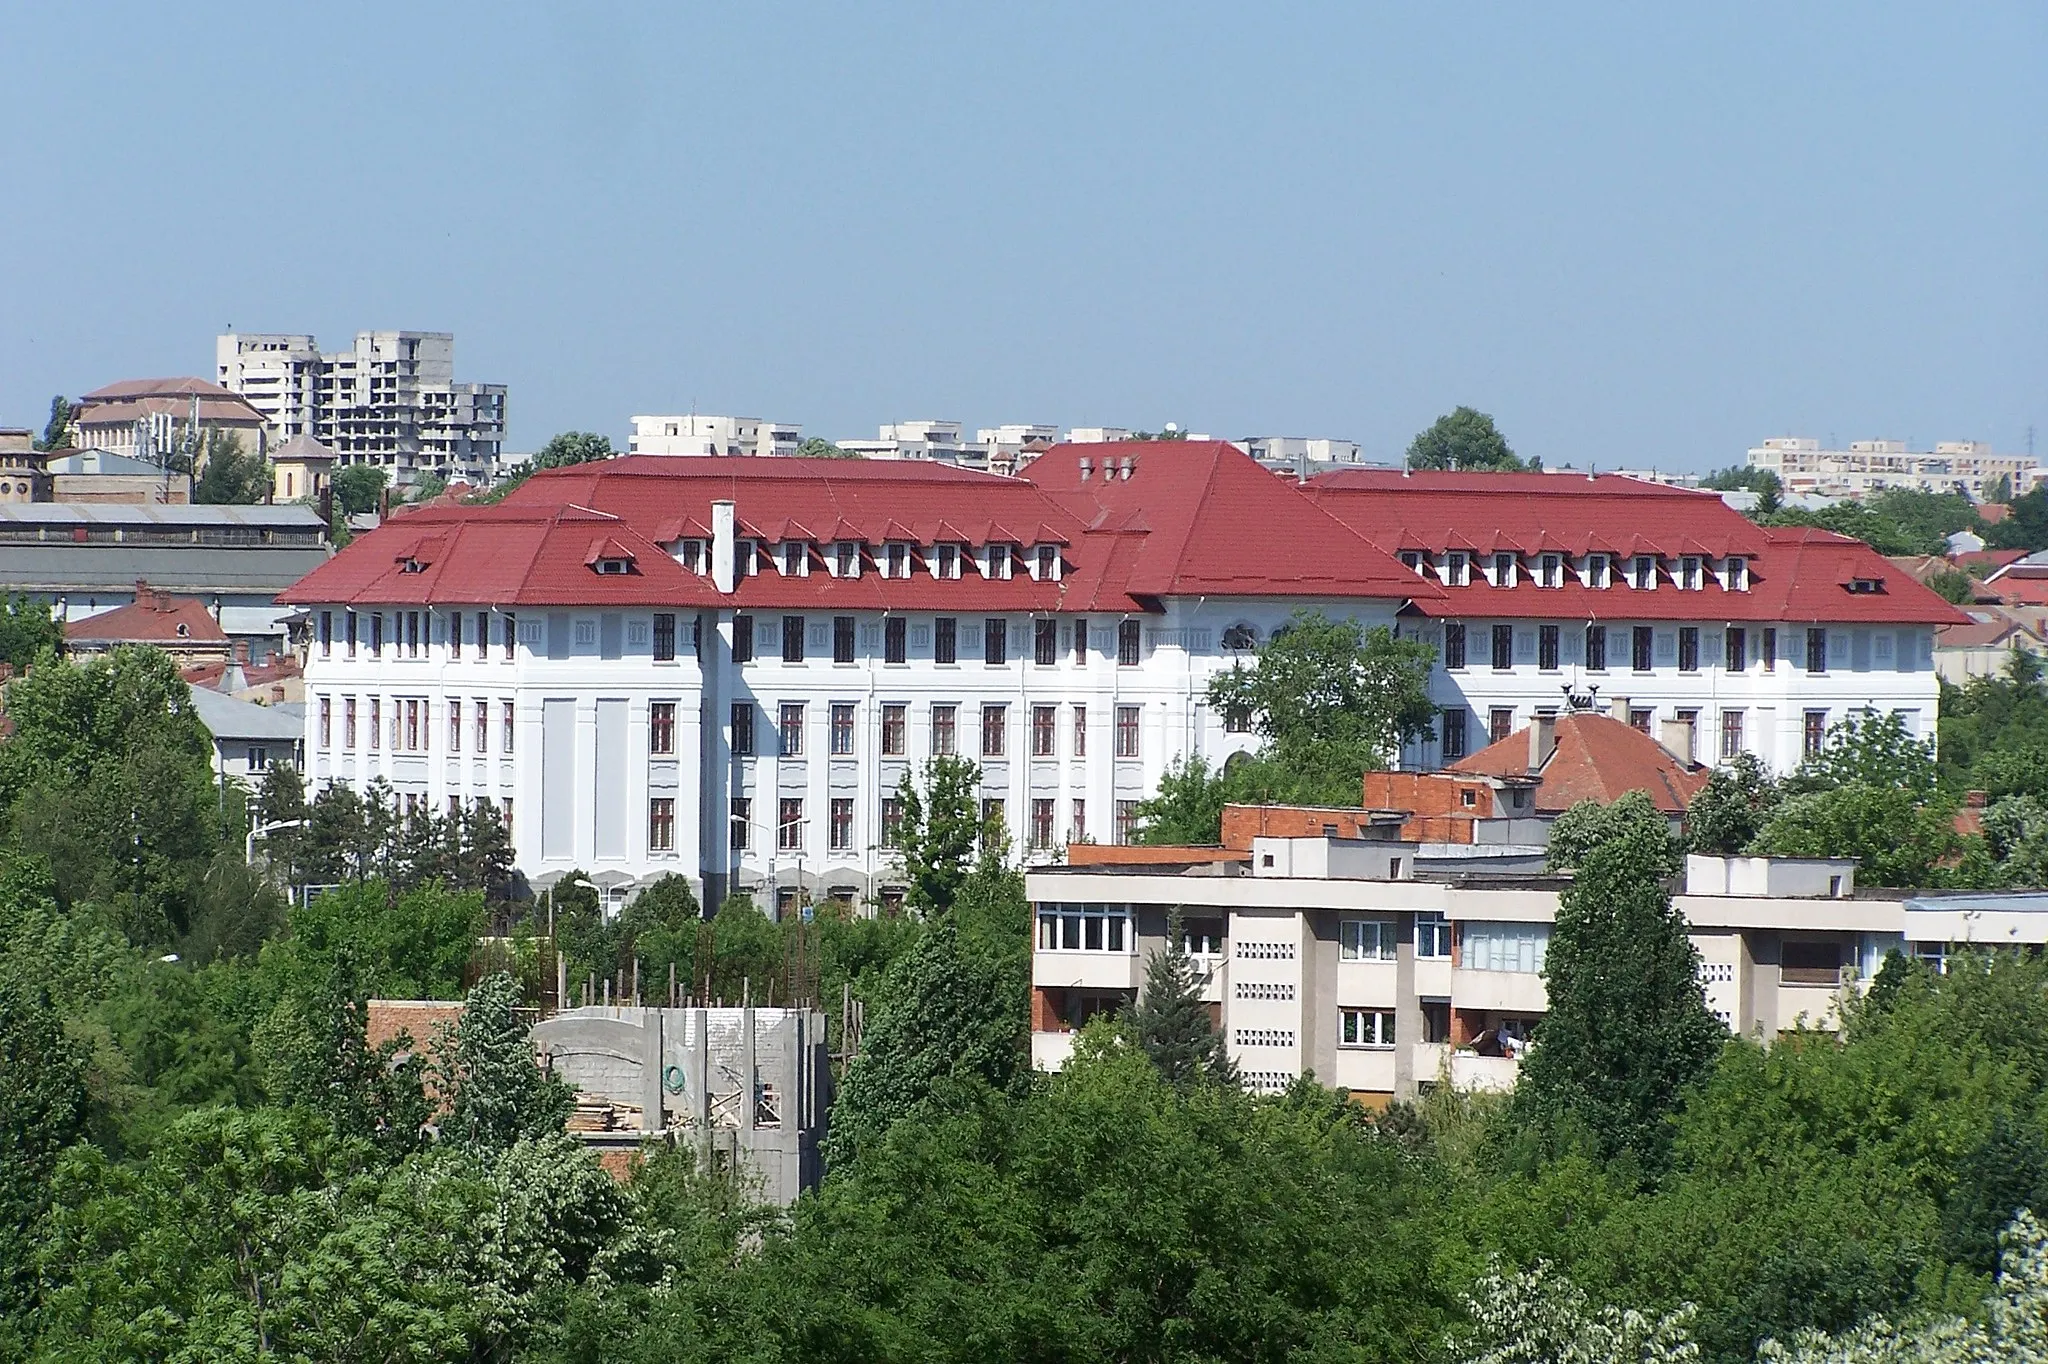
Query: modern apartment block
279 441 1961 911
217 331 507 486
1747 436 2043 502
1030 839 2038 1102
629 415 802 458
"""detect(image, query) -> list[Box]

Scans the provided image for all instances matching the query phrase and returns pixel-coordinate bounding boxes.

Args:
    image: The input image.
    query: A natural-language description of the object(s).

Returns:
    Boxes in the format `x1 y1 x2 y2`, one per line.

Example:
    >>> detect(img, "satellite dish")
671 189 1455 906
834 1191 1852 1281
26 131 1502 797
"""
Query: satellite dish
1164 422 1179 433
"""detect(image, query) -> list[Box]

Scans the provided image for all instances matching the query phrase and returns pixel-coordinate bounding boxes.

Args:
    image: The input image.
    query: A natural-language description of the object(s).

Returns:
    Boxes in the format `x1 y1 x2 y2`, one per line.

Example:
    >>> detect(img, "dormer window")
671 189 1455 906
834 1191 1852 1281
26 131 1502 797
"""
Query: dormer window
782 543 807 577
1676 556 1703 591
835 542 859 578
1035 545 1059 580
736 540 756 578
1587 553 1611 589
1442 551 1470 587
1400 550 1427 577
1492 552 1518 588
400 557 426 574
1538 553 1563 588
677 539 706 574
1630 555 1658 590
1846 575 1886 594
886 543 911 579
988 545 1013 580
594 556 633 576
1727 557 1749 592
936 544 960 580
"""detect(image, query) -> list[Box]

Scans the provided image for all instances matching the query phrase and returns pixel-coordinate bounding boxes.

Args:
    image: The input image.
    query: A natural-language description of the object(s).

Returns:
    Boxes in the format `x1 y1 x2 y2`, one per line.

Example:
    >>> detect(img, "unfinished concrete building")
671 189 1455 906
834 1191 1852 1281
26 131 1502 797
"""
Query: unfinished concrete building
531 1005 829 1204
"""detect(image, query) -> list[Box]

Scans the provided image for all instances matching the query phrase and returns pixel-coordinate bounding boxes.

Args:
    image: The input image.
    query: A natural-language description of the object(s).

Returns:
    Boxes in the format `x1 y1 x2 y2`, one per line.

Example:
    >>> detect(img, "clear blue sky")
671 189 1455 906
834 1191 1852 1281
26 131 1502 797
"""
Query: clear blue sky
2 4 2041 470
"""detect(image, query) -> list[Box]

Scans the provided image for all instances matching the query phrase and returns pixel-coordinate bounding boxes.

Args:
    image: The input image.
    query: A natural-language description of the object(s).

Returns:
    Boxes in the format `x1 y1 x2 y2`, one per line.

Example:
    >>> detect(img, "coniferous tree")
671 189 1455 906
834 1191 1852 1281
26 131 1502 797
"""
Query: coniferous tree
436 972 572 1153
1131 911 1235 1088
253 945 429 1158
1517 801 1724 1170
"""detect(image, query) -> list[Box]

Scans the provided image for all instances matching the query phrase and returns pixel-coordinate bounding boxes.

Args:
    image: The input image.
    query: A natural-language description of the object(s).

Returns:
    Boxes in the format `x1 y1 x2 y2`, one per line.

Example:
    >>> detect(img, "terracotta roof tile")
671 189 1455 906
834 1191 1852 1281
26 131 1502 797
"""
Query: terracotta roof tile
1449 712 1708 815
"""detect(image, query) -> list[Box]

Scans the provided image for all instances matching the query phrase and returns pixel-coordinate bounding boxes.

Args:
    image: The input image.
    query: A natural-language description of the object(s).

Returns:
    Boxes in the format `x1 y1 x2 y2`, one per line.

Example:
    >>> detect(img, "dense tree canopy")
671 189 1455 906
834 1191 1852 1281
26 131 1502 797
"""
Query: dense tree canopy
1406 406 1528 472
330 461 389 516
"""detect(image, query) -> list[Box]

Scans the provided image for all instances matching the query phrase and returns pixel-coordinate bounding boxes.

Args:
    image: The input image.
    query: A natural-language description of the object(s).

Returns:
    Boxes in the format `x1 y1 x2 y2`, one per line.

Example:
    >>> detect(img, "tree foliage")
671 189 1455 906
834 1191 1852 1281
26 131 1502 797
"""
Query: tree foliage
891 755 985 914
1686 754 1782 856
435 972 573 1154
796 436 861 458
1131 911 1233 1088
193 429 270 504
1406 406 1528 472
0 594 61 671
330 462 389 516
33 394 75 452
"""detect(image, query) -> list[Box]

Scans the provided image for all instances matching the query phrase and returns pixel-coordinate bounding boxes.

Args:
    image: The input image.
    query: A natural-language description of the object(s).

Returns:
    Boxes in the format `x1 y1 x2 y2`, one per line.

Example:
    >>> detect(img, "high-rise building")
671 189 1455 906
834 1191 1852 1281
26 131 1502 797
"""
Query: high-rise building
1747 436 2043 502
217 331 507 486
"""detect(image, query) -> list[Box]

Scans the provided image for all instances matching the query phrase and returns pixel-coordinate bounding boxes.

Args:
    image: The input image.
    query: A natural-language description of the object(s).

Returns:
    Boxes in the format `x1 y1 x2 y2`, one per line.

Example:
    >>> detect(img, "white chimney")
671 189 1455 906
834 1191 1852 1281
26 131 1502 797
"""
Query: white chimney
1078 457 1093 481
711 500 736 594
1528 713 1557 772
1659 715 1696 766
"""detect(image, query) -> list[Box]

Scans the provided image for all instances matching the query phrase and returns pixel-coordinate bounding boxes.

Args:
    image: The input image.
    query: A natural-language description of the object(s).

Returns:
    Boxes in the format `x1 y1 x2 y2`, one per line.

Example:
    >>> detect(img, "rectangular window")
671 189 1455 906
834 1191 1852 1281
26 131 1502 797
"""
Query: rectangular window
369 698 381 750
1633 625 1654 672
833 615 855 664
936 544 959 579
1538 553 1562 588
981 797 1005 830
370 612 384 658
344 696 358 748
1678 627 1700 672
1114 705 1141 758
318 695 331 749
988 544 1012 579
1490 708 1514 744
1444 622 1466 670
449 610 462 659
779 702 805 756
730 797 751 850
1073 704 1088 757
1340 1009 1397 1048
405 699 421 751
1763 627 1777 672
834 542 858 577
1585 624 1607 671
783 542 805 576
1117 619 1141 667
345 611 358 658
731 703 755 756
1115 799 1139 845
981 704 1007 757
1728 557 1749 591
502 612 515 661
1034 617 1057 666
1539 624 1560 671
1441 709 1468 760
1037 545 1057 579
475 699 488 752
1036 903 1131 953
885 616 907 664
880 797 904 848
985 618 1007 666
1463 922 1551 973
830 702 855 755
881 704 906 756
778 798 804 851
1630 555 1658 590
782 615 805 664
1340 919 1398 961
931 704 957 755
319 611 332 658
1726 627 1747 673
654 613 676 662
500 798 513 841
1072 618 1089 665
474 612 487 660
1587 554 1611 589
502 700 515 753
650 701 676 755
1677 556 1702 590
1415 911 1452 959
1492 552 1516 587
1806 627 1827 674
1491 623 1513 670
1630 707 1654 733
406 611 420 657
829 797 854 851
935 617 957 664
1032 705 1056 756
1070 798 1087 843
733 614 754 663
1444 551 1470 586
649 798 676 852
448 699 461 751
1805 709 1828 756
1721 709 1744 759
1030 798 1055 849
886 543 910 579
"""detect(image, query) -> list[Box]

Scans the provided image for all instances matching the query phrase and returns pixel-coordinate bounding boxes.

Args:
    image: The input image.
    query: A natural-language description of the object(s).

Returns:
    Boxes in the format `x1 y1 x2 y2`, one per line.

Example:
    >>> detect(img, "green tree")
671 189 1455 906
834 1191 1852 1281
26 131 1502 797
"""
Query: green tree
34 394 75 451
1130 911 1233 1088
1991 484 2048 552
0 980 88 1318
1749 783 1965 887
796 436 861 458
1700 465 1784 515
1452 1257 1702 1364
253 946 430 1155
1519 795 1725 1170
193 429 270 504
1132 752 1231 844
1686 753 1782 855
1927 564 1978 604
1548 789 1683 875
330 462 389 516
436 972 572 1153
820 919 1026 1167
1788 710 1937 796
1406 405 1527 471
533 430 614 469
263 880 484 1001
892 755 984 914
0 593 61 670
1207 609 1438 805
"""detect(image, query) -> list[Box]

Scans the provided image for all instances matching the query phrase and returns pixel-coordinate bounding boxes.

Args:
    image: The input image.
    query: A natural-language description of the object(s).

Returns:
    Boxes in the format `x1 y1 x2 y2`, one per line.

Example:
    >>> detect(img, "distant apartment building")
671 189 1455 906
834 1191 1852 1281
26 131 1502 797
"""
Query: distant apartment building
217 331 507 486
1748 437 2042 502
1063 427 1132 445
836 420 977 465
629 415 802 458
1030 841 2029 1102
1244 436 1367 479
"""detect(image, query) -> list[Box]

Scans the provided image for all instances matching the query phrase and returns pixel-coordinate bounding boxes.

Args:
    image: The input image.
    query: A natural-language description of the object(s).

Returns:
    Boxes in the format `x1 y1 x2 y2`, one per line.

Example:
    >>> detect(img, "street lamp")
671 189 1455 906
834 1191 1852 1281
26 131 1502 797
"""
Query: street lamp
547 872 596 936
735 812 809 919
246 817 305 866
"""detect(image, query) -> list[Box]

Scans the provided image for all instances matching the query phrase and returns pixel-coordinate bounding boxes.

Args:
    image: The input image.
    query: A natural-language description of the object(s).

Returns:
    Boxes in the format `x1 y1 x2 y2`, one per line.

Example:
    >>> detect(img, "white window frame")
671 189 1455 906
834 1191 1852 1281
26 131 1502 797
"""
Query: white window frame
1339 1008 1397 1048
1339 918 1398 962
1415 911 1452 959
1586 553 1611 589
1443 551 1470 587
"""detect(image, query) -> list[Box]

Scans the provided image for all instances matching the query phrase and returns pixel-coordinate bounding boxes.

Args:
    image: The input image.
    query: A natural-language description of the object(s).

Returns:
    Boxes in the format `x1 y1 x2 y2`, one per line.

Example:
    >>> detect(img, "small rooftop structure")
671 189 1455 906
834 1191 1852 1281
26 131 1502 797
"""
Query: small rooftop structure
64 584 229 660
1449 711 1709 815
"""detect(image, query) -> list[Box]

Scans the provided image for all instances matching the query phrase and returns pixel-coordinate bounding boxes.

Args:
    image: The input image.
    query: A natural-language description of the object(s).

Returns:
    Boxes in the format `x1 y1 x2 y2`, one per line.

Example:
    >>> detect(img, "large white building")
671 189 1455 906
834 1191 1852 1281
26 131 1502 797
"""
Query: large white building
217 331 507 486
628 415 802 458
1748 436 2043 502
280 441 1963 913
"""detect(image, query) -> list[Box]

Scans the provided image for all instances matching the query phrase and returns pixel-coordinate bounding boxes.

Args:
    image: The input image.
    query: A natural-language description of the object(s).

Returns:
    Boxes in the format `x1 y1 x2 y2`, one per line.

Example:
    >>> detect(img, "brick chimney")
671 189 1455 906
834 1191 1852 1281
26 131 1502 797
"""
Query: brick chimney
270 684 286 703
233 639 251 665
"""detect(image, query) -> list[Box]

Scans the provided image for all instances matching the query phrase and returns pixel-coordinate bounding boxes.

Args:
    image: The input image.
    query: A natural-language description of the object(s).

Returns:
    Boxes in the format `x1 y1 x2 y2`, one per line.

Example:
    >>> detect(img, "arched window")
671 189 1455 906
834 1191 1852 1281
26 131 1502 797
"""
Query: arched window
1222 622 1258 652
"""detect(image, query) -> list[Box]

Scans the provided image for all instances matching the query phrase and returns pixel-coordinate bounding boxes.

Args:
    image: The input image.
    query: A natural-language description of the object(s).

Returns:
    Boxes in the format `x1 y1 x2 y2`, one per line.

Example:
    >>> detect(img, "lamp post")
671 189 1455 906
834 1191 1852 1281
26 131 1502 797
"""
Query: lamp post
245 817 305 867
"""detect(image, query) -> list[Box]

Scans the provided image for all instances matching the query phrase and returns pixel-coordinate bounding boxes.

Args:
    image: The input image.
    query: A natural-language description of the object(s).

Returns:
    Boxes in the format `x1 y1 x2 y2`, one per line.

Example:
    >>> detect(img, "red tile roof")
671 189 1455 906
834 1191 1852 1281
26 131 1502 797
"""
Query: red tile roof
1306 471 1970 626
79 377 242 400
66 595 228 647
1449 712 1708 815
1955 549 2026 574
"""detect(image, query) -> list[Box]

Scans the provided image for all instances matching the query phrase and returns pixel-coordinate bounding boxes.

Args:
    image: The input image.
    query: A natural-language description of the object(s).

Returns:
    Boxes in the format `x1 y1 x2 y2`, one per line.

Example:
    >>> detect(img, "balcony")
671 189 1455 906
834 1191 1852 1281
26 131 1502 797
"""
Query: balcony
1452 968 1549 1014
1450 1052 1522 1092
1033 949 1140 992
1031 1031 1077 1072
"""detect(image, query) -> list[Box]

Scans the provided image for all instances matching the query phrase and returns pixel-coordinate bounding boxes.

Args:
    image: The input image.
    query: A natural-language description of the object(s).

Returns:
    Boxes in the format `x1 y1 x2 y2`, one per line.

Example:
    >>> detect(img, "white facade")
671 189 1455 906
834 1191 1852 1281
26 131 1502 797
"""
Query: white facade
629 415 802 458
1748 436 2043 502
217 331 506 486
1063 427 1132 445
837 421 977 465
